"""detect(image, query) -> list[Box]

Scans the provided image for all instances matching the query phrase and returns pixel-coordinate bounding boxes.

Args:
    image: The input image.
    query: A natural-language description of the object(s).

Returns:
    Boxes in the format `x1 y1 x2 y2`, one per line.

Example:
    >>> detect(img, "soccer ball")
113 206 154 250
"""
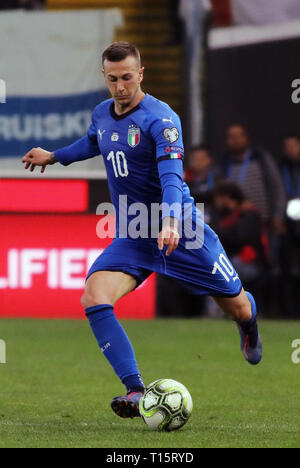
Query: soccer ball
139 379 193 432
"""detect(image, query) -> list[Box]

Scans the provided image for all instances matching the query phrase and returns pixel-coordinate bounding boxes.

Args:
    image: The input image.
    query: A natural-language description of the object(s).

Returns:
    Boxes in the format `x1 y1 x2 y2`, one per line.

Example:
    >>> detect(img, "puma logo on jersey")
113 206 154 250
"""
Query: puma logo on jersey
98 129 106 140
162 117 174 124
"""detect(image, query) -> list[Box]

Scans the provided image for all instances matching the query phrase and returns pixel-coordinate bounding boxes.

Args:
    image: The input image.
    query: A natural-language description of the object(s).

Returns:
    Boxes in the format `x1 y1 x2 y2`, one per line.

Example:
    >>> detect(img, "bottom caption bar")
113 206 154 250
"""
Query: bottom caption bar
100 450 199 465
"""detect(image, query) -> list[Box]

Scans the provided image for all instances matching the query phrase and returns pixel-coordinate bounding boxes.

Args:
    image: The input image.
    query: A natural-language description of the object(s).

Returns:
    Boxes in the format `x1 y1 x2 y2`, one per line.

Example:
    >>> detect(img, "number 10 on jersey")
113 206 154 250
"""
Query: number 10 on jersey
212 254 239 283
107 151 129 178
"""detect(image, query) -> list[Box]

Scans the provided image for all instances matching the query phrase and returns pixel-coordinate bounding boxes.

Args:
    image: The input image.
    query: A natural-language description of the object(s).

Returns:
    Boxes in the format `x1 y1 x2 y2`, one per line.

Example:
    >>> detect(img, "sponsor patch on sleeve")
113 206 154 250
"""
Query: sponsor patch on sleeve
164 146 184 154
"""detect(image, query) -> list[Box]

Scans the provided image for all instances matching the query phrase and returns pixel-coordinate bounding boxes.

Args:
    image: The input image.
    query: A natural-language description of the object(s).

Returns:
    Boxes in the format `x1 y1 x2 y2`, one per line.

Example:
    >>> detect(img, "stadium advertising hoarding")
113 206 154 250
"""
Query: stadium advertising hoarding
0 215 155 320
0 10 122 159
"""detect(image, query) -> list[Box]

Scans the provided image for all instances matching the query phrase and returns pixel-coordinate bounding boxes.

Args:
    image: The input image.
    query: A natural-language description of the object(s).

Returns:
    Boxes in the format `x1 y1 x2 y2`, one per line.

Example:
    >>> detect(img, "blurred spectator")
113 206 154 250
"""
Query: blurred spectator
0 0 45 10
281 136 300 199
221 124 286 232
211 181 266 306
278 136 300 317
185 145 219 223
220 124 286 283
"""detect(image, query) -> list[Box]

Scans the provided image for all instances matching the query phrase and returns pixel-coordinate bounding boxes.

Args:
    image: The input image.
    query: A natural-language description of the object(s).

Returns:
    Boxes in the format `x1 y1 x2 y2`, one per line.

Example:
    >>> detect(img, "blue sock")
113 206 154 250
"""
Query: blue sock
240 291 257 325
85 304 144 393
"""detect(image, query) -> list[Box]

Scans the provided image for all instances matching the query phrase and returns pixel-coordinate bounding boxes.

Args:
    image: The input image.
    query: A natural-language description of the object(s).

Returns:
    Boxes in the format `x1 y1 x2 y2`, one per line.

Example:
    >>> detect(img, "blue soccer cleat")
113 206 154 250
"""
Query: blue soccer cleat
237 319 263 365
111 391 144 419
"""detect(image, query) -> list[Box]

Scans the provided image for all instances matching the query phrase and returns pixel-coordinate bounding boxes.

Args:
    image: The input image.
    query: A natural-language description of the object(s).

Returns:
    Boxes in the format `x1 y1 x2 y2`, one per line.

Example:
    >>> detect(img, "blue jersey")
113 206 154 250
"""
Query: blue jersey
55 94 242 297
88 94 195 236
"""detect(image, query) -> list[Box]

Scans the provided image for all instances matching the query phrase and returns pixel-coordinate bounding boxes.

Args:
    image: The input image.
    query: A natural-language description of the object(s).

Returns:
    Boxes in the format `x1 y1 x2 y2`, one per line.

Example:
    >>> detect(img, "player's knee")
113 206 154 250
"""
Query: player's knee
81 292 102 309
81 291 110 310
81 292 98 310
81 292 90 310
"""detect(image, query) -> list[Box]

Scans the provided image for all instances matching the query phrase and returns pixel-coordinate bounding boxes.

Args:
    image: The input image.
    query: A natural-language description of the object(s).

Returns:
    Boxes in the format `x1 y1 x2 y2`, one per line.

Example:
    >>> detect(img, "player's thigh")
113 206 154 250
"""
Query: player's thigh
212 288 251 322
81 270 137 308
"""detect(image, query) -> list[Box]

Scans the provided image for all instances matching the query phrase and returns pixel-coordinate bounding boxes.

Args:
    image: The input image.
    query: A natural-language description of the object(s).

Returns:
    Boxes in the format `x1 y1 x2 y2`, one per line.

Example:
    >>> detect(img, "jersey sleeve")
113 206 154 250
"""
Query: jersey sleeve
87 112 98 143
150 112 184 175
150 112 184 220
55 108 100 166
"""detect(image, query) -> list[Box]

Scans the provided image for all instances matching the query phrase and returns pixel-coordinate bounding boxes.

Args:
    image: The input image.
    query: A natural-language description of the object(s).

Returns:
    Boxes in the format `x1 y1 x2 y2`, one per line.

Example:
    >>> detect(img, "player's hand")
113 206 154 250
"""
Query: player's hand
158 217 180 256
22 147 56 173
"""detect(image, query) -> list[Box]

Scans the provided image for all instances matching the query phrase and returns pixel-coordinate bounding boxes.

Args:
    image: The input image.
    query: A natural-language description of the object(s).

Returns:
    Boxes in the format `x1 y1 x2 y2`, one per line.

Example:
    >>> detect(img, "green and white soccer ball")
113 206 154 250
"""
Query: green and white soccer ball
139 379 193 432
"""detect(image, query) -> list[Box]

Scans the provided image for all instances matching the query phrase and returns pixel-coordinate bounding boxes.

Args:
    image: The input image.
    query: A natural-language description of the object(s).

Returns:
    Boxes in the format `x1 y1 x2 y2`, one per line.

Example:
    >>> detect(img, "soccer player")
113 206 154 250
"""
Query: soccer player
22 42 262 419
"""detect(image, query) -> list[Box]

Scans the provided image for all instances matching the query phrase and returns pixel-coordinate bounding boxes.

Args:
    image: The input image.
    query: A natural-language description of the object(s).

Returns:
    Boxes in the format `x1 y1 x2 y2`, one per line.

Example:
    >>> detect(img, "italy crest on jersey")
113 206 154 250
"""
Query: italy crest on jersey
128 126 140 148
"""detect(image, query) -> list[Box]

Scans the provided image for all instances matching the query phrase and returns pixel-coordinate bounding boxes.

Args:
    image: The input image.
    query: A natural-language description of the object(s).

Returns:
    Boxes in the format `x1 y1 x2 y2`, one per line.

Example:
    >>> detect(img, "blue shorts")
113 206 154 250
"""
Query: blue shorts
87 223 242 298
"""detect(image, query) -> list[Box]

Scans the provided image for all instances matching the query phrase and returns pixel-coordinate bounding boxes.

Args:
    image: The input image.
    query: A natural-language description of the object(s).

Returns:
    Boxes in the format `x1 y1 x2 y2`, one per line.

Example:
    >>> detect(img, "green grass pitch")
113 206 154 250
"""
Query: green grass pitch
0 318 299 448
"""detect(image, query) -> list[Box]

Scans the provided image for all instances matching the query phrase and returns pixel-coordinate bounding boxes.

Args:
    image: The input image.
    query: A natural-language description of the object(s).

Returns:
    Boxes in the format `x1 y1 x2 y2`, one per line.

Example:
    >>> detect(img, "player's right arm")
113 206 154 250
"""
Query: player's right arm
22 108 100 173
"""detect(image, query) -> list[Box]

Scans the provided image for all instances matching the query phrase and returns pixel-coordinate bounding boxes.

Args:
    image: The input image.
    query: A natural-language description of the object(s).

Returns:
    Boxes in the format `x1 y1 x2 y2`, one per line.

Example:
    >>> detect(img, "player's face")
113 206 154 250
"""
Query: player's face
226 126 249 155
103 56 144 109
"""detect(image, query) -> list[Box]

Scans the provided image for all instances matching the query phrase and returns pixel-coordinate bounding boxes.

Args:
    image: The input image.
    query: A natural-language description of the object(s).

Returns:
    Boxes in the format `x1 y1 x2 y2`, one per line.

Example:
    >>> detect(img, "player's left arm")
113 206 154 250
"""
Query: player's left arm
150 113 184 256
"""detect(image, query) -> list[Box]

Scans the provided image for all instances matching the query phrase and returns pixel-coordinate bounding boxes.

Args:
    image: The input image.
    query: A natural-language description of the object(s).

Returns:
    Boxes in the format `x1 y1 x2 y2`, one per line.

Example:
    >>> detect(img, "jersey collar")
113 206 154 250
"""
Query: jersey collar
110 94 148 121
110 102 141 121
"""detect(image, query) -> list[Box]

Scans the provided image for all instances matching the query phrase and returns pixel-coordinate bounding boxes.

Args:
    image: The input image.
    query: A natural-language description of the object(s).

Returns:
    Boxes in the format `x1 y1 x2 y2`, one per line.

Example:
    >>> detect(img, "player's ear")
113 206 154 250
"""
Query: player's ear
139 67 145 83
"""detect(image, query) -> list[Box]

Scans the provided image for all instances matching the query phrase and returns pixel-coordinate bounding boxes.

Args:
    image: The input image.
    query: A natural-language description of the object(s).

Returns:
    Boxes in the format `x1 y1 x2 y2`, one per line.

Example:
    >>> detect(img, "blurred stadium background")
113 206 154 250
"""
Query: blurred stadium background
1 0 300 321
